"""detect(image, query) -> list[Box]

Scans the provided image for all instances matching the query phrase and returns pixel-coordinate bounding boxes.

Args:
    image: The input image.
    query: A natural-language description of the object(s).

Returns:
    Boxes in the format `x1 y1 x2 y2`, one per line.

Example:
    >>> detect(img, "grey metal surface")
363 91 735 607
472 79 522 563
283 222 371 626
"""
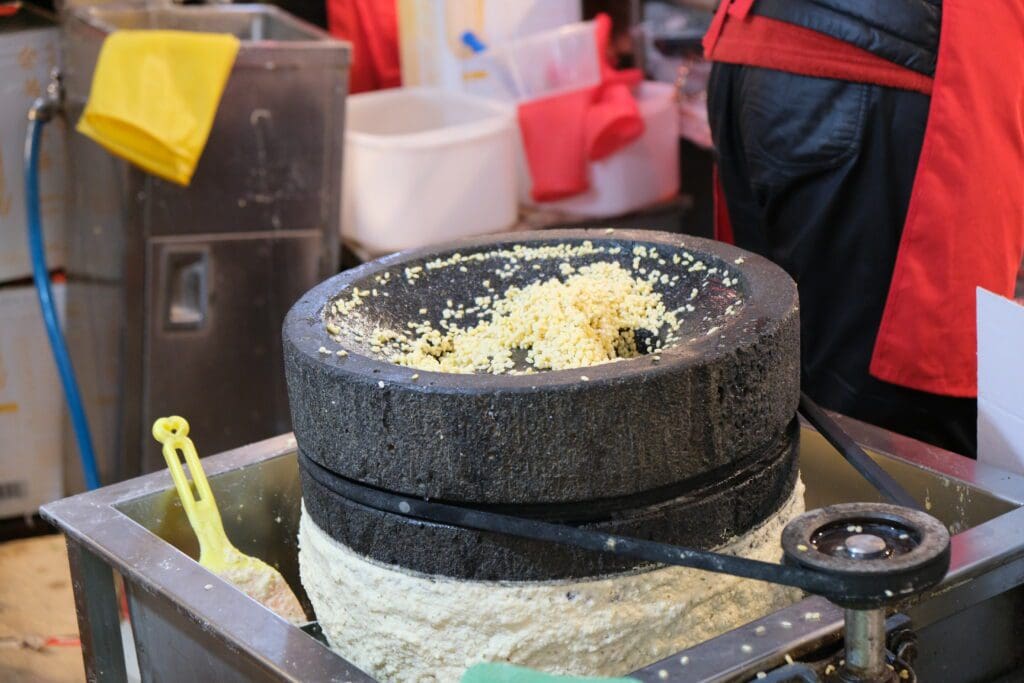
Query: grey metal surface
124 577 307 683
143 233 321 473
45 434 373 682
42 415 1024 682
75 4 326 40
65 539 128 682
633 421 1024 682
58 4 349 490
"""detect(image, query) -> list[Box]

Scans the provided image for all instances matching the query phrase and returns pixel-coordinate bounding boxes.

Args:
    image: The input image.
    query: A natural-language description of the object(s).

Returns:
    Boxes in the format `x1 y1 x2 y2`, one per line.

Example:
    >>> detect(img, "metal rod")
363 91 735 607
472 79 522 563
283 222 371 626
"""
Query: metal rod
799 393 921 511
844 608 888 679
300 452 840 596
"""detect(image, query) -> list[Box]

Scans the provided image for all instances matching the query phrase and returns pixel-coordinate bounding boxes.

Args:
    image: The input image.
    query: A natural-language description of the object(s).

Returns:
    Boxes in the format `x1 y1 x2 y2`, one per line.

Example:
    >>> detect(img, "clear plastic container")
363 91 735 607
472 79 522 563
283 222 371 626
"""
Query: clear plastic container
398 0 581 91
463 20 600 102
342 88 518 256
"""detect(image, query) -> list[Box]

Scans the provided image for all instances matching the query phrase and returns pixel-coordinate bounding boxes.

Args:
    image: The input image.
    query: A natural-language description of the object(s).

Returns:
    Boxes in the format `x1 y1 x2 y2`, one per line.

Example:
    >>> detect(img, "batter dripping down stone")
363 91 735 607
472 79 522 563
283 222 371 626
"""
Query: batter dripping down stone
298 481 805 683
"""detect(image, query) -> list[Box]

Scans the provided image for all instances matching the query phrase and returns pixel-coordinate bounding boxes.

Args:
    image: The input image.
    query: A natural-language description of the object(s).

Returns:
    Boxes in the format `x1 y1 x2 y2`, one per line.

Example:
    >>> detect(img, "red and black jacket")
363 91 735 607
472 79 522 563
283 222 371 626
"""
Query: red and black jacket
705 0 1024 399
751 0 941 76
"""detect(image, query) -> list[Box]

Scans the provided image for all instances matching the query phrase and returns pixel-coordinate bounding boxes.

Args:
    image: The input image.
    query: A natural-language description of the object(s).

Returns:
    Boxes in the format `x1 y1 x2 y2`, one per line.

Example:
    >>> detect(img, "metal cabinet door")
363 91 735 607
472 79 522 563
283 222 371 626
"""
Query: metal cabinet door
142 233 321 471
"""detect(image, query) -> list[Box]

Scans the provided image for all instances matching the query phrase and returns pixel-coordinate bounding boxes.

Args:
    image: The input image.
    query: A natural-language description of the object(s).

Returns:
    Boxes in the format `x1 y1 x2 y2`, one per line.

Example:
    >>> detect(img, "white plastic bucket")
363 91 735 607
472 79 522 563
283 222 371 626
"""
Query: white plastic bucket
342 88 518 256
519 81 680 217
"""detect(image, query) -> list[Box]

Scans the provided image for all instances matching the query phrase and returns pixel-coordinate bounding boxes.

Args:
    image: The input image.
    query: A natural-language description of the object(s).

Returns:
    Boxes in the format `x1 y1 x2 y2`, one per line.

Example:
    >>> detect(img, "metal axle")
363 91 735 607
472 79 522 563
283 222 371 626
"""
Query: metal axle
843 608 889 680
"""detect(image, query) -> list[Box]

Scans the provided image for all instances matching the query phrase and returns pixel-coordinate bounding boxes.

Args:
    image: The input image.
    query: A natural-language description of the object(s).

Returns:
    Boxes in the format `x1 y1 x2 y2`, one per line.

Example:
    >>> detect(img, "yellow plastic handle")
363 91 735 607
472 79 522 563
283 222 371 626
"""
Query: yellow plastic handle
152 416 235 568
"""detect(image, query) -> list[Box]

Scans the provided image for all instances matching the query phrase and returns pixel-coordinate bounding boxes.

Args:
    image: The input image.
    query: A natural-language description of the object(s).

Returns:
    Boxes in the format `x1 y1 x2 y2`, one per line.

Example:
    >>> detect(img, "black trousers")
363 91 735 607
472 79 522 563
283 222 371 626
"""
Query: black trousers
708 64 977 457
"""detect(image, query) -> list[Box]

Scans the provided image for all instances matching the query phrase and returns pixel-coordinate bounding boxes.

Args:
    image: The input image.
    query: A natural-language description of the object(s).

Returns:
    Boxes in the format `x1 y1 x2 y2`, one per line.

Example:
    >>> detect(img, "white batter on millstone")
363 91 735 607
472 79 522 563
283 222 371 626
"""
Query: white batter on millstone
299 480 805 683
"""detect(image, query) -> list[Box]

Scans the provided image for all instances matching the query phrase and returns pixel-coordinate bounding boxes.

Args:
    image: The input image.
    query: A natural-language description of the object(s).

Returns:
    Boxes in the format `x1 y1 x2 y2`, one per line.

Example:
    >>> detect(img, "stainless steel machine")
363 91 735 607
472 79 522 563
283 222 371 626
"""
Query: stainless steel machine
41 415 1024 682
56 2 349 490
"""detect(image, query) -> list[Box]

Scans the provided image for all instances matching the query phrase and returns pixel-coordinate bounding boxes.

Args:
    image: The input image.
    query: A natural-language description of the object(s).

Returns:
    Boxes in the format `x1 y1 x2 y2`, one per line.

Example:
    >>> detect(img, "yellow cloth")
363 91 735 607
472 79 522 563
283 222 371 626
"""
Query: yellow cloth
76 30 240 186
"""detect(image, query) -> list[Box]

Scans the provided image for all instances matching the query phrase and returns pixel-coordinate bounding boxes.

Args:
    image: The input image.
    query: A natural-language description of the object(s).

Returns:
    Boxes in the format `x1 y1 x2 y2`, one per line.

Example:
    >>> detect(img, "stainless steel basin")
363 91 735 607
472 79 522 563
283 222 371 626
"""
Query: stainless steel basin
42 415 1024 681
114 427 1019 608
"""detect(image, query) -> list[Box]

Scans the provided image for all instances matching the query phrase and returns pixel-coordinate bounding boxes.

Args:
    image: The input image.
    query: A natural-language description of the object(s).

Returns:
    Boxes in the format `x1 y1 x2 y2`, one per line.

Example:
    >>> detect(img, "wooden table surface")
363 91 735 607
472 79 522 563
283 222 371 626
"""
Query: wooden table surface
0 535 84 683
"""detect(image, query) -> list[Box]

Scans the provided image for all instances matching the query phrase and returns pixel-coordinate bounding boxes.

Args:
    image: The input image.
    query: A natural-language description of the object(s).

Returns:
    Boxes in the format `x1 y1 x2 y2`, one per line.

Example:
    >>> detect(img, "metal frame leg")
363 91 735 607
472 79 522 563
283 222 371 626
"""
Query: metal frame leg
66 538 128 682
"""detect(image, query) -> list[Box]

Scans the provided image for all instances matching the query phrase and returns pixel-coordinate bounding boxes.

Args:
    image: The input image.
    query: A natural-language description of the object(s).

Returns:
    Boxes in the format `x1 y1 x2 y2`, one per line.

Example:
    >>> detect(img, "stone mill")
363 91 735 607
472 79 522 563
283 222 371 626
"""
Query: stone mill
282 229 802 681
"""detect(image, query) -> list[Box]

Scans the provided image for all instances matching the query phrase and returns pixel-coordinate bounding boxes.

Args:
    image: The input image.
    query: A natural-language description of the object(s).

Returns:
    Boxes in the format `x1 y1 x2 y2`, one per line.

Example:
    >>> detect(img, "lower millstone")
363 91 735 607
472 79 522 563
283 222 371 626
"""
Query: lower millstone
298 480 807 682
300 420 800 581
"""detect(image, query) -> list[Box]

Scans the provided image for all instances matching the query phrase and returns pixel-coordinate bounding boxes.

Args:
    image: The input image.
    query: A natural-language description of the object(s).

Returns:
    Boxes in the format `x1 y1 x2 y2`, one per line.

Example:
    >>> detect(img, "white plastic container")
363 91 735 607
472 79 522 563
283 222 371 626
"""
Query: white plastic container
521 81 680 217
342 88 518 256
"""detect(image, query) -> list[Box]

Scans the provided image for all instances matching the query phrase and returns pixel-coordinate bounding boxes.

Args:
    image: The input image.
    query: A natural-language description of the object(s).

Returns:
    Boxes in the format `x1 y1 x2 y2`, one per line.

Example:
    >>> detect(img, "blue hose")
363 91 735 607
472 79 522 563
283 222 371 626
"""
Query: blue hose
25 106 102 490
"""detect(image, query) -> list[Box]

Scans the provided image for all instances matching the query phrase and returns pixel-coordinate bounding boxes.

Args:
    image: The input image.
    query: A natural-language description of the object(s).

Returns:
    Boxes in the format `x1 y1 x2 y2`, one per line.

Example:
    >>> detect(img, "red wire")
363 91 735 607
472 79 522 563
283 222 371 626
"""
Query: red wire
43 636 82 648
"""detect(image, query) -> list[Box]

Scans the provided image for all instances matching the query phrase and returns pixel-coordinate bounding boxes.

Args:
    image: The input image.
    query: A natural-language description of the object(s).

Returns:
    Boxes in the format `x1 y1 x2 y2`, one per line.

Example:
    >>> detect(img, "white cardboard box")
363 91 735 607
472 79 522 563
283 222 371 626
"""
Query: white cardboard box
0 283 65 518
977 288 1024 475
0 18 67 283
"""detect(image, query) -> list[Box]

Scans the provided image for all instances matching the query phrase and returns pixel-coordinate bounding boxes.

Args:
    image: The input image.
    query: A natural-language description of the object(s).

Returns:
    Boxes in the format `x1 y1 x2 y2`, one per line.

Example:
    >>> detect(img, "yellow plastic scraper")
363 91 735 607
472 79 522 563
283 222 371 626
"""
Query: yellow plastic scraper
152 416 306 624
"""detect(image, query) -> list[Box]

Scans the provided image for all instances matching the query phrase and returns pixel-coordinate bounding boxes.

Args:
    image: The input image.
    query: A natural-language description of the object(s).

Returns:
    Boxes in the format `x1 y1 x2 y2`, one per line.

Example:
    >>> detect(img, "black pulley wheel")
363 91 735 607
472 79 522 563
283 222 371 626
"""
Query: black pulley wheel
781 503 951 609
284 229 800 504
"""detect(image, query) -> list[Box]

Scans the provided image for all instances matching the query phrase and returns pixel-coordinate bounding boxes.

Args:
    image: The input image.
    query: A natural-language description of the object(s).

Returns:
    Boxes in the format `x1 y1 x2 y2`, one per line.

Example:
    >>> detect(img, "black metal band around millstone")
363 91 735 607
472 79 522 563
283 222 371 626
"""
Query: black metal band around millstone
300 420 800 580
